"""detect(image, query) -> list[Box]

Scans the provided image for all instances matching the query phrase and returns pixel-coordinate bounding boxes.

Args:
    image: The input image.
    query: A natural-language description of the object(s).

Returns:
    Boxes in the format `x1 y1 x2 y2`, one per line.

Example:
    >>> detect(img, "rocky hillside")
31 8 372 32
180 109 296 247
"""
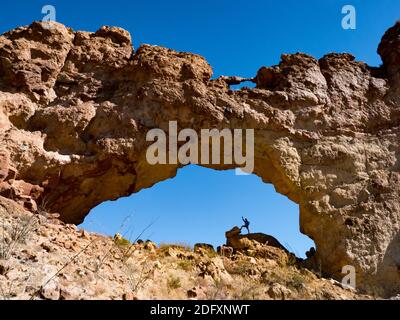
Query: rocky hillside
0 196 373 300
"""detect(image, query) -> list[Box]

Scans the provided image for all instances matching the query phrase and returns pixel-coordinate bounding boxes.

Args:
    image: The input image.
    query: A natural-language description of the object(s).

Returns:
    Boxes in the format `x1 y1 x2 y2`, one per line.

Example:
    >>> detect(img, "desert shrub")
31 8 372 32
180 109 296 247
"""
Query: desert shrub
232 283 262 300
224 260 254 276
0 214 38 260
159 242 191 251
167 276 181 290
177 259 193 271
204 279 229 300
113 234 132 247
124 259 155 294
260 270 284 285
10 215 38 244
287 273 306 290
202 248 218 258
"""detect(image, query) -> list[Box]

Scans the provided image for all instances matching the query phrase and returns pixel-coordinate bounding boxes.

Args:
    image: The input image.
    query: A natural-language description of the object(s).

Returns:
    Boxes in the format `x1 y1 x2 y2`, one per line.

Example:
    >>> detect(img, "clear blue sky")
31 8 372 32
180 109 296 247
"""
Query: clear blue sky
2 1 399 257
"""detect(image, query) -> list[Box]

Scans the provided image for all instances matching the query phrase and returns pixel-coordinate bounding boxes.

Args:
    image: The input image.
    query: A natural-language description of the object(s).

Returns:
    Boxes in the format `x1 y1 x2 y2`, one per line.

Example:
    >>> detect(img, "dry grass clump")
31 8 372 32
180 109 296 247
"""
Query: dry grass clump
177 259 194 271
224 259 256 276
159 242 192 252
167 276 181 290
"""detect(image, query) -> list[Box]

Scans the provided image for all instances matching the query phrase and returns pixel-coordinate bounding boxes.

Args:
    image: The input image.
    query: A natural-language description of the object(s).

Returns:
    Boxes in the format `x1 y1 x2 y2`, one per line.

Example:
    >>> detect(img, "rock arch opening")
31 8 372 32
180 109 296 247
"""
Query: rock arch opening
80 165 315 258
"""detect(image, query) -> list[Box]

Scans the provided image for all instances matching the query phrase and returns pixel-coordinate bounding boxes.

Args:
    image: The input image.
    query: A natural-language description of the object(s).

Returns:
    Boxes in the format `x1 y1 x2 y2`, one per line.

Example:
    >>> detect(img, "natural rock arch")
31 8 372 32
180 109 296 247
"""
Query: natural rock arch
0 21 399 296
83 164 314 258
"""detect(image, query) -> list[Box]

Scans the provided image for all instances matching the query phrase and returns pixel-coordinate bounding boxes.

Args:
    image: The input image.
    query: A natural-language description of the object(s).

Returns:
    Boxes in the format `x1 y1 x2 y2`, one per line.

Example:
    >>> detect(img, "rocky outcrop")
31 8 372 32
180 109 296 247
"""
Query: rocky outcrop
0 21 400 296
225 226 288 253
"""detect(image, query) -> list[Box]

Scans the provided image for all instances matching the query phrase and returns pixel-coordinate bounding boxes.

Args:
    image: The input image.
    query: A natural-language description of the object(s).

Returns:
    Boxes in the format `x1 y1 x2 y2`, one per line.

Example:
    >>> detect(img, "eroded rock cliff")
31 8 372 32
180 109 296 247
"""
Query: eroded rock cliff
0 21 399 296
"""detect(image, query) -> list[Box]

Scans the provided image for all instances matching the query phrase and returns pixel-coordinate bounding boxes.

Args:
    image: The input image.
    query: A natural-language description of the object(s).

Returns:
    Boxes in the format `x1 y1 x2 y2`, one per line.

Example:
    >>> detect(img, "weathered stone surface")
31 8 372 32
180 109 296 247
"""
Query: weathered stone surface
194 243 215 252
40 281 60 300
267 283 292 300
0 149 9 182
0 21 400 296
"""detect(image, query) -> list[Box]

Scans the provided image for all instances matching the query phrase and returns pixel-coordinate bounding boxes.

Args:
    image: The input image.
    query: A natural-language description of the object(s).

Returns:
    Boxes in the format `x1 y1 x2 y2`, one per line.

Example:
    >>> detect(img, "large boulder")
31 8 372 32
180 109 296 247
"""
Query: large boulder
225 226 289 253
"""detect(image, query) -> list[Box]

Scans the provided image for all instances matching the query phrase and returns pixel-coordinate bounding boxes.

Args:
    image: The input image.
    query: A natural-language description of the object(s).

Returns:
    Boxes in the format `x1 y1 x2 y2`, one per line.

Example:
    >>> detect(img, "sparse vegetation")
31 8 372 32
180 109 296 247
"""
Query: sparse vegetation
286 254 298 267
30 236 98 300
288 274 307 290
167 276 181 290
124 258 155 294
201 247 218 258
0 213 38 260
159 242 192 252
232 283 262 300
113 234 132 247
224 259 254 276
261 270 282 285
205 279 228 300
177 259 193 271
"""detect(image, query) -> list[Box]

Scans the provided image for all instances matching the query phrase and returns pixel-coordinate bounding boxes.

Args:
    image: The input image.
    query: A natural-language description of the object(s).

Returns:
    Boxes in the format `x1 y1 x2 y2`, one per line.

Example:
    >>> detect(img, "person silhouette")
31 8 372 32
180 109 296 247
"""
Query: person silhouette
240 217 250 234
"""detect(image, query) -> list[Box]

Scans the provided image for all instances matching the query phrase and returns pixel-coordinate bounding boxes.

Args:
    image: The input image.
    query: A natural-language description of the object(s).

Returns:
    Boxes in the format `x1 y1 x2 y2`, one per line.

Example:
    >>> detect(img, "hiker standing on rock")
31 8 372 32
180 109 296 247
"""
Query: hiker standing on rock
240 217 250 234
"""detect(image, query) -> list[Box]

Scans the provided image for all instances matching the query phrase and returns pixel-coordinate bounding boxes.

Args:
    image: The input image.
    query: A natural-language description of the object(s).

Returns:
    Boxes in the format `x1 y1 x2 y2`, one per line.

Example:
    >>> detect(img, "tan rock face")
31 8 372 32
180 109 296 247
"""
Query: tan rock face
0 21 399 296
0 149 9 182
